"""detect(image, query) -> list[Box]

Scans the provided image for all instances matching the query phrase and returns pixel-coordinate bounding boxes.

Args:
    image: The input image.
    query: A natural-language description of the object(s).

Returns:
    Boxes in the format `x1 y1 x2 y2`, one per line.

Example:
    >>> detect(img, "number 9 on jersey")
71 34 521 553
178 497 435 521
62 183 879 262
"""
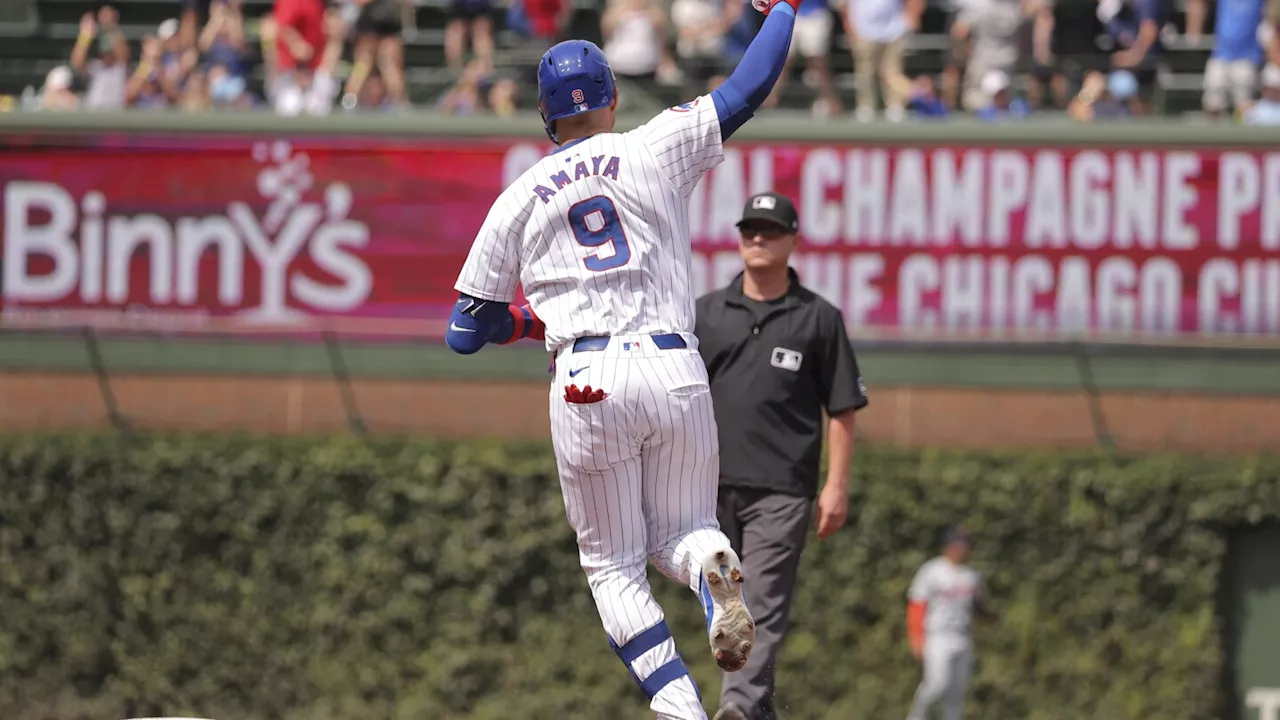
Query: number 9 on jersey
569 196 631 272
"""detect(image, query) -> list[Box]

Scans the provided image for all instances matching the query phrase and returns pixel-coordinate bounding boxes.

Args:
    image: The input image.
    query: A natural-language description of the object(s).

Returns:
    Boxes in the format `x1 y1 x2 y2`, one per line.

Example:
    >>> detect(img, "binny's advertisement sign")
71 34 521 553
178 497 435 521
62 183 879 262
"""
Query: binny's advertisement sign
3 141 373 331
2 130 1279 340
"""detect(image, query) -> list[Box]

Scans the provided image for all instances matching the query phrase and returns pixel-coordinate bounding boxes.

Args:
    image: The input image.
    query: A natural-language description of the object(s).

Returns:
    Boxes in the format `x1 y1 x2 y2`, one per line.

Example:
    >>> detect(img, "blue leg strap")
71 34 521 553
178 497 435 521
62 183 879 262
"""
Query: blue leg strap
608 620 673 665
641 656 698 700
607 620 701 701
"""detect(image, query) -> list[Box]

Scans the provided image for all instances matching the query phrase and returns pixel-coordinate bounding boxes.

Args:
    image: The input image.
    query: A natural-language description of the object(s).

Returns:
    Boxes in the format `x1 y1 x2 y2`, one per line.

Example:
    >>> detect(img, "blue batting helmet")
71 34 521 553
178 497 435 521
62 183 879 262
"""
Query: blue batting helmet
537 39 617 144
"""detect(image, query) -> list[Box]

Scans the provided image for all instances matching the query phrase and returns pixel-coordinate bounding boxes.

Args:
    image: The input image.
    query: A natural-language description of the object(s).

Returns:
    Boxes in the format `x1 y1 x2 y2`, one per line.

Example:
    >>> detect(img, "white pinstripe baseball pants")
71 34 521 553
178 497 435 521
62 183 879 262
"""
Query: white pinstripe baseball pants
550 333 730 720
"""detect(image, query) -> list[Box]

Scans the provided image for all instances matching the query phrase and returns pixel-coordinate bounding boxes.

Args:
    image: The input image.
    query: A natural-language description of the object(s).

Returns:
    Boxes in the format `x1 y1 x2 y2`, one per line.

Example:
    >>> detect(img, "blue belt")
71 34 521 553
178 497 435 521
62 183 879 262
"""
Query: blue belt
572 334 687 353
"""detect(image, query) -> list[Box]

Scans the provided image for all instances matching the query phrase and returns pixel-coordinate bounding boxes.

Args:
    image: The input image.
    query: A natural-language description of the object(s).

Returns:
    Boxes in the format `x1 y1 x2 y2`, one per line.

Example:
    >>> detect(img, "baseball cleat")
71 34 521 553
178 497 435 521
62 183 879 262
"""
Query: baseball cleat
702 548 754 672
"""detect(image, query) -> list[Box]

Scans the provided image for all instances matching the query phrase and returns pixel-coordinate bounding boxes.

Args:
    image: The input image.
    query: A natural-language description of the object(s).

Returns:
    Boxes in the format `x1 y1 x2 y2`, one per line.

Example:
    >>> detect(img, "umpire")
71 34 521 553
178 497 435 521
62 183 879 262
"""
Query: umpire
695 192 869 720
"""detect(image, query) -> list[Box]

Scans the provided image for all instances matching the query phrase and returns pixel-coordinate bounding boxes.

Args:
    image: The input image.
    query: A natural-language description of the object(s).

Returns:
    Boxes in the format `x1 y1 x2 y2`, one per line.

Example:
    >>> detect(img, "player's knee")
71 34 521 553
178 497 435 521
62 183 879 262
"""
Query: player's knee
646 553 684 582
659 526 725 564
583 553 648 587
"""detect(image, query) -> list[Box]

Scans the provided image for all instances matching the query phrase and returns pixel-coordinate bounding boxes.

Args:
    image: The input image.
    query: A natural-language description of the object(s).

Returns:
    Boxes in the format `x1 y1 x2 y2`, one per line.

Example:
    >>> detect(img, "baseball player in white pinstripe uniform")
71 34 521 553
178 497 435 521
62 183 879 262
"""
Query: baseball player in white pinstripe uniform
444 5 801 716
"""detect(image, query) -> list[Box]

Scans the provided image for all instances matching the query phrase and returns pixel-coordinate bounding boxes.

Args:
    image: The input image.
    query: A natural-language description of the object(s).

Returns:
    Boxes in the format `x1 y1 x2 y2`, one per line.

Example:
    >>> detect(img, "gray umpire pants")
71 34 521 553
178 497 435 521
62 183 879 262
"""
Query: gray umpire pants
716 487 813 720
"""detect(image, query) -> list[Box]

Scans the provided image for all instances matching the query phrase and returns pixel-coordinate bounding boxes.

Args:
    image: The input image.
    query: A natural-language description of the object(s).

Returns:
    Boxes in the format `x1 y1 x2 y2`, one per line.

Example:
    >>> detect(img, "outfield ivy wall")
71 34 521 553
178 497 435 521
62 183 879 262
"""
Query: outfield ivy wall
1 433 1276 720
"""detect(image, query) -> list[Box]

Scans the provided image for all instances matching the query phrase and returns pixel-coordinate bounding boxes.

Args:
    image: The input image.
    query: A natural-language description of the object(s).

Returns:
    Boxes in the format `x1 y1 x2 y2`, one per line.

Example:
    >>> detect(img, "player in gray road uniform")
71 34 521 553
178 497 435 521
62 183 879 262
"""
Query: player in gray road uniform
906 526 992 720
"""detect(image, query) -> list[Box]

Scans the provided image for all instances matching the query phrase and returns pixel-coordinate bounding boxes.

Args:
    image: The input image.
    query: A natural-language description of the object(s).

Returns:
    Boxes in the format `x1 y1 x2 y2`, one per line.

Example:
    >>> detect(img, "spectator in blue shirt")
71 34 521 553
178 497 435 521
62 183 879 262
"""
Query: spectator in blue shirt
1098 0 1167 113
975 68 1030 119
907 74 949 117
1186 0 1265 118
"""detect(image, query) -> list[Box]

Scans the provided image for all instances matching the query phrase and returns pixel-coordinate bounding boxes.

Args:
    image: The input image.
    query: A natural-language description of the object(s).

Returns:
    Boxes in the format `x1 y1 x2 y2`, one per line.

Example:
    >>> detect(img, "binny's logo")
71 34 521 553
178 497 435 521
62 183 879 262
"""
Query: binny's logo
2 140 372 324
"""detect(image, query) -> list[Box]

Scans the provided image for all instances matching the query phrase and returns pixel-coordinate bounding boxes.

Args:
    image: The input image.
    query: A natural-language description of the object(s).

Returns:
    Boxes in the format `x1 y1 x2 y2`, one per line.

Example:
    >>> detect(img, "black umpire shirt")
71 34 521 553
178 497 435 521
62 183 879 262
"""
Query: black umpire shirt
694 268 869 498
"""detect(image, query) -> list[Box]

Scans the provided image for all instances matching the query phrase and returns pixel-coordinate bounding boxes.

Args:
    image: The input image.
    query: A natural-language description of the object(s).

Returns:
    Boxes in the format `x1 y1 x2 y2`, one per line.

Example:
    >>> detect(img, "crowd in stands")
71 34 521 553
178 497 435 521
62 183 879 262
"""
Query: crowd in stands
29 0 414 115
20 0 1280 122
556 0 1280 122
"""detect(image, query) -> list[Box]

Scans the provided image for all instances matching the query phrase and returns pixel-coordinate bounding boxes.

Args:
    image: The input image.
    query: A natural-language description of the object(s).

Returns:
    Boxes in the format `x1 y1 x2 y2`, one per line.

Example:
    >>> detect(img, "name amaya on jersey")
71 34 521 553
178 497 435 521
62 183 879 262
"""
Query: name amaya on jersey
532 155 623 204
453 95 723 354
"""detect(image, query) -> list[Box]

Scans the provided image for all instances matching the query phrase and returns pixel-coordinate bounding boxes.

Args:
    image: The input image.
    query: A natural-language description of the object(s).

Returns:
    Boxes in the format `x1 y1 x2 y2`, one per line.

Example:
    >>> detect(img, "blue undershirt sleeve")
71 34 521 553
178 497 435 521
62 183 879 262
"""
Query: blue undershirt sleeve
711 3 796 141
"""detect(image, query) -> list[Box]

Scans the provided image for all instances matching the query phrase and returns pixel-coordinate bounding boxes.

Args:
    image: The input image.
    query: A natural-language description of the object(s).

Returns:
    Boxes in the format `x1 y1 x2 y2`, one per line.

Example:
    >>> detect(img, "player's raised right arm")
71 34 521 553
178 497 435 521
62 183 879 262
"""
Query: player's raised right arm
709 0 799 140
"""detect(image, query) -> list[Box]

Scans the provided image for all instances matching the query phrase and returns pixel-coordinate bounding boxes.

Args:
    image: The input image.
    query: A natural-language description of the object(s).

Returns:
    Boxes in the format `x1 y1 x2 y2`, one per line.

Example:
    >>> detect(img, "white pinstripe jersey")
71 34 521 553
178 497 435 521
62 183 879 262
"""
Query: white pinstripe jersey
453 94 724 352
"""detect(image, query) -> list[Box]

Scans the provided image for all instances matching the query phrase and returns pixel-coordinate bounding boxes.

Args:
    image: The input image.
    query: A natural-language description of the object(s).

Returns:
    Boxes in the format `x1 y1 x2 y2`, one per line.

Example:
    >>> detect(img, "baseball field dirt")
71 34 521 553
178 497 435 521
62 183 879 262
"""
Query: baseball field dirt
5 371 1277 454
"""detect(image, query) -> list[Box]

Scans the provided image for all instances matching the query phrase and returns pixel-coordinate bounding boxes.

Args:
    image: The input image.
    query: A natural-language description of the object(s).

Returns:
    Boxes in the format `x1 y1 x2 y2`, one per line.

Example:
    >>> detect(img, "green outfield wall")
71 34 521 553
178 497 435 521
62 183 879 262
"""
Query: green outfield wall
1 434 1277 720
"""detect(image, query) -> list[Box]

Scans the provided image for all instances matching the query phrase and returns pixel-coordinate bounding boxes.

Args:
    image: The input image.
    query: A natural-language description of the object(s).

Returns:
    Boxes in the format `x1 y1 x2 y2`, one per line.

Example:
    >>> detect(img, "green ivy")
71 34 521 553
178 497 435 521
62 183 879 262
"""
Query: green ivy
0 433 1275 720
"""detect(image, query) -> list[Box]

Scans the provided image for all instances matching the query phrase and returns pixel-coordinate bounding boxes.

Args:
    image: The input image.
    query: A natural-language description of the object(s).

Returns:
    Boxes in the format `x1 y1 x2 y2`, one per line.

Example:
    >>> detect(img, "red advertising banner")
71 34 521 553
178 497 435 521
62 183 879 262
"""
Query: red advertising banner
0 135 509 337
2 133 1278 339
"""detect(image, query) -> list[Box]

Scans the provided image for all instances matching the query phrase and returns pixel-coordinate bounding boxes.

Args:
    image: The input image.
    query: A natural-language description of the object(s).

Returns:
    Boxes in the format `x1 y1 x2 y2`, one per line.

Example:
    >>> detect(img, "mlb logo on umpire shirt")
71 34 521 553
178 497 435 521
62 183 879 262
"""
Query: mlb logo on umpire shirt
771 347 802 372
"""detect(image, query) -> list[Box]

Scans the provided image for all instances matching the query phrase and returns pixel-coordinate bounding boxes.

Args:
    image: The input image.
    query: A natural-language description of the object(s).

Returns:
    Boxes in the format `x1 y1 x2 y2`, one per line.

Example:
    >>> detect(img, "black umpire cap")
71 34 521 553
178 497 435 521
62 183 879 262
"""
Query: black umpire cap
737 192 799 233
